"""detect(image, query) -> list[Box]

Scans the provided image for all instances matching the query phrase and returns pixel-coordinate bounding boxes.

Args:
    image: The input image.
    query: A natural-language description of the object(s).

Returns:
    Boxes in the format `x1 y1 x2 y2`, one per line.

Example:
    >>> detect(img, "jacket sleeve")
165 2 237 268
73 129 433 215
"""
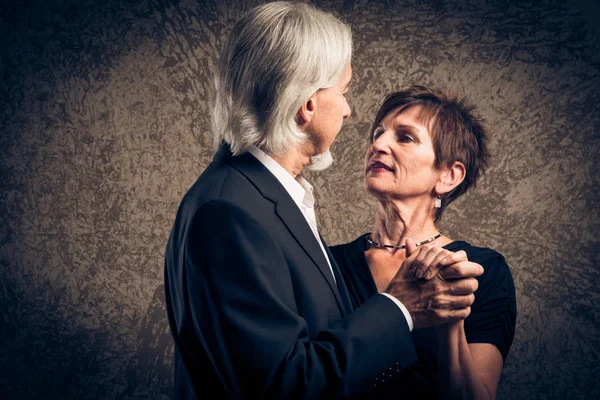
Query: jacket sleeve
182 199 417 399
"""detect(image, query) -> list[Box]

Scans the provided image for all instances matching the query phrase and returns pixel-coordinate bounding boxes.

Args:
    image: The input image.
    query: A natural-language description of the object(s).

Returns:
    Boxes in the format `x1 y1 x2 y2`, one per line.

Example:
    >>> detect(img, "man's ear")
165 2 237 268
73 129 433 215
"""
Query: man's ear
435 161 466 195
296 95 317 128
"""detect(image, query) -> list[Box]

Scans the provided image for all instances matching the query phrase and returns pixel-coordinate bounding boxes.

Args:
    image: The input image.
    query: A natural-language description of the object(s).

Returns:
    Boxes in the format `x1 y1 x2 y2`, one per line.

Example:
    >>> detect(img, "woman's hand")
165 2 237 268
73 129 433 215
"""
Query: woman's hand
409 241 483 281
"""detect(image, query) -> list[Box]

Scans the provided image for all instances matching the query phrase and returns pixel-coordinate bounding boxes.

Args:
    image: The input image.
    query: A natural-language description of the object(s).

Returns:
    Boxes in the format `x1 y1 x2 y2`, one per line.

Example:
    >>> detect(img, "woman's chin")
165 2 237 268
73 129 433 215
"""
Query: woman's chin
364 181 392 199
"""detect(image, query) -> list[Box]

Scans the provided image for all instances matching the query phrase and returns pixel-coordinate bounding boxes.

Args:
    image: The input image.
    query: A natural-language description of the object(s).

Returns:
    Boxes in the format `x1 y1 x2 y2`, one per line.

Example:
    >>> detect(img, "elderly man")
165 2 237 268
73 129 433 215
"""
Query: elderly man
164 2 482 399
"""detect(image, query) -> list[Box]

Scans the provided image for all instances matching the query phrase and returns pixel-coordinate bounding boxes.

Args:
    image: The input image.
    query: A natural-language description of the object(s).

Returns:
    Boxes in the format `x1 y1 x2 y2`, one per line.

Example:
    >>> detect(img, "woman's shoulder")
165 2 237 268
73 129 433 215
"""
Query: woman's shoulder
444 240 514 292
444 240 507 266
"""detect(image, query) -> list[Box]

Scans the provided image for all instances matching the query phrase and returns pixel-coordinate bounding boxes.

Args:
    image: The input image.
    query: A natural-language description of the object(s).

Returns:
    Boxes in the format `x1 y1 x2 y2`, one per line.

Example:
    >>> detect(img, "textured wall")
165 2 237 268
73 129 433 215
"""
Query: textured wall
1 0 599 399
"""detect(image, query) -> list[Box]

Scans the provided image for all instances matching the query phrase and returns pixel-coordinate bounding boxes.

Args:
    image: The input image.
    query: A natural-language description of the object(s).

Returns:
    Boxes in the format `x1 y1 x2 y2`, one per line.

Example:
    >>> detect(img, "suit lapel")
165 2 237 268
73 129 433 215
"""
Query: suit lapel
320 235 352 314
274 195 346 316
215 144 346 315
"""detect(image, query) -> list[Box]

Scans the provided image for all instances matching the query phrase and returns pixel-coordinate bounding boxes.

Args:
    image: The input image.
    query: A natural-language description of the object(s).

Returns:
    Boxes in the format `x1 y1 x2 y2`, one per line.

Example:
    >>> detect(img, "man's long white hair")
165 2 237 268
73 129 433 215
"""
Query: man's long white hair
211 1 352 170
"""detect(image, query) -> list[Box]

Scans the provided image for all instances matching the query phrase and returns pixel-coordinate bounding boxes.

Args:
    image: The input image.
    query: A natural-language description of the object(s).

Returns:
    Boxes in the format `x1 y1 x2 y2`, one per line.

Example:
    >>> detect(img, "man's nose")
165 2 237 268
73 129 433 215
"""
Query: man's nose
344 103 352 119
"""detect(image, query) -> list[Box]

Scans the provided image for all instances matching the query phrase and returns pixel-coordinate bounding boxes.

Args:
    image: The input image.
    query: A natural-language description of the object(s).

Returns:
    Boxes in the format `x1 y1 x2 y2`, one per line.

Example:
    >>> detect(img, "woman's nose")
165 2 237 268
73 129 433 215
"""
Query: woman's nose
371 132 390 154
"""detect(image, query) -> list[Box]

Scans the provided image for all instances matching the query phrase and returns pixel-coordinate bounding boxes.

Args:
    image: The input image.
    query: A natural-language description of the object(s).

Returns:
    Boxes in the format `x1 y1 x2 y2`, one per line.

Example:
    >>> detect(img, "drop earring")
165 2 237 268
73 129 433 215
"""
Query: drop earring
434 195 442 208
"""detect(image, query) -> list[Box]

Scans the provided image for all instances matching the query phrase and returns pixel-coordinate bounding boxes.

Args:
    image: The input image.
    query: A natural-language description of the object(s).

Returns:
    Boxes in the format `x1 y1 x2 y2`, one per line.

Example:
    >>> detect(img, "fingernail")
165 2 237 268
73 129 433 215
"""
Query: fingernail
425 271 433 279
416 269 424 279
479 266 484 274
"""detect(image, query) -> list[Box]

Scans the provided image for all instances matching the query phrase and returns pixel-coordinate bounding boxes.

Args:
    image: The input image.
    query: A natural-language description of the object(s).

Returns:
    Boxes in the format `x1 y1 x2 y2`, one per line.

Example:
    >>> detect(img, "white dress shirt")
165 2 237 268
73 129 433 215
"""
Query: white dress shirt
247 145 413 331
248 146 336 282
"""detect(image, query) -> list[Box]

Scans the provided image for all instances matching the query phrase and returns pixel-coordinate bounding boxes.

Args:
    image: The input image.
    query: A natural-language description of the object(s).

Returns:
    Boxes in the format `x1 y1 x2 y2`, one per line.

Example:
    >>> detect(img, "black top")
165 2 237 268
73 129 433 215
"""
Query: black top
330 234 517 399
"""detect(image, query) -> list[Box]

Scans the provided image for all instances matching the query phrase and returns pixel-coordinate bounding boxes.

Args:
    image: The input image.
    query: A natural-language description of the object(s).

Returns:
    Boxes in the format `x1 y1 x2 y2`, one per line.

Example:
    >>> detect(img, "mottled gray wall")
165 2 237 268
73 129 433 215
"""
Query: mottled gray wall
1 0 599 399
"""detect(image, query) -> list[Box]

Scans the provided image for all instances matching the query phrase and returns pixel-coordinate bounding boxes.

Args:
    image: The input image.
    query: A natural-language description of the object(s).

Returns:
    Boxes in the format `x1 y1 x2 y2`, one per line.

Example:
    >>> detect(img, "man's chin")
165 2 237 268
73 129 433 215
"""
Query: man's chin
306 150 333 172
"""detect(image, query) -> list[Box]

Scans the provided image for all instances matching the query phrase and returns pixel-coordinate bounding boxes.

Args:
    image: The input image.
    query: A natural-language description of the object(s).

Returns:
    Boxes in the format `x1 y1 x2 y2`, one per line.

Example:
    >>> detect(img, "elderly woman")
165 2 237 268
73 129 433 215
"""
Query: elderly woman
330 85 517 399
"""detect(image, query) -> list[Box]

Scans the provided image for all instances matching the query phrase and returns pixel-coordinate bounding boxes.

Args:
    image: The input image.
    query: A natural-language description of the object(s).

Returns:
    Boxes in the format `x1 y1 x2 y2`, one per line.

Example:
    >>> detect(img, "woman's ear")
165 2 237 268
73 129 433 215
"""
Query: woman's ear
435 161 466 195
296 95 317 129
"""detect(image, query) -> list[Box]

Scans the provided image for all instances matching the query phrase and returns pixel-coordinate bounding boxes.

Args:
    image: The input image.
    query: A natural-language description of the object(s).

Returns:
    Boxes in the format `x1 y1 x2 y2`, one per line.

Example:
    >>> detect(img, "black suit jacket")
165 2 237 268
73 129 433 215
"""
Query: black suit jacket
164 143 417 399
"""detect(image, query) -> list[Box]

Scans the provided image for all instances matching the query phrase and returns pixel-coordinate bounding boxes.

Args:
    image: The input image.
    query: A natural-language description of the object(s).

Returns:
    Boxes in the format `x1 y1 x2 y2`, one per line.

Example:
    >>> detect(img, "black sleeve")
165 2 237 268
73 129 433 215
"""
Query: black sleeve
464 251 517 362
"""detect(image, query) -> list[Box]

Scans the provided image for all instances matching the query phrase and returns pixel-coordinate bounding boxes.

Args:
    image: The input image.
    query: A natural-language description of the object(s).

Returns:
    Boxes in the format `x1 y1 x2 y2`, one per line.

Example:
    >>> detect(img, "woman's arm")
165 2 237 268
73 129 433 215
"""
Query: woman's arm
437 321 504 400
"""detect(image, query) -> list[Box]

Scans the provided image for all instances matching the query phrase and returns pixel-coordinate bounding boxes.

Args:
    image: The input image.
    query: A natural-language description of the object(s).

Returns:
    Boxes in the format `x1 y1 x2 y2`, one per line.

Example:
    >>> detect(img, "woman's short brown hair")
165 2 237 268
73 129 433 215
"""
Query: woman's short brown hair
369 85 491 221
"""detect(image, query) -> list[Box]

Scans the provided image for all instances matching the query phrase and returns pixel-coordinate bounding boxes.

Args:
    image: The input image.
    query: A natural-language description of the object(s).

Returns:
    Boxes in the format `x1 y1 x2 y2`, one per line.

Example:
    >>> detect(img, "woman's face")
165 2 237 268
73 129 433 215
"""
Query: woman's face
364 105 442 202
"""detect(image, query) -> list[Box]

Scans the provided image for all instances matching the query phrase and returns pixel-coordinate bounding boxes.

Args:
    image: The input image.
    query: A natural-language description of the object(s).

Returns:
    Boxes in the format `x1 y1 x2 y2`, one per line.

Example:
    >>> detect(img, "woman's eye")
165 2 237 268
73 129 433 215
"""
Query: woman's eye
371 128 384 142
399 134 414 143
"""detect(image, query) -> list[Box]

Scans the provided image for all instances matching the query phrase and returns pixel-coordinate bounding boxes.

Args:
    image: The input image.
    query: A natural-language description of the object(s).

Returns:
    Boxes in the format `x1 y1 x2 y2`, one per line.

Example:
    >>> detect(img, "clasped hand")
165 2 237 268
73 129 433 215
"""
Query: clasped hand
385 239 483 330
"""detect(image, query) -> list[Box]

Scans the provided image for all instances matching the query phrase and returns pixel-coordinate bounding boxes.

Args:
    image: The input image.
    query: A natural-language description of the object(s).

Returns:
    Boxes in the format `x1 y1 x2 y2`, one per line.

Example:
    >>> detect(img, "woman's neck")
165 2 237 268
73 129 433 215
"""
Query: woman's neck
367 198 446 293
371 199 440 249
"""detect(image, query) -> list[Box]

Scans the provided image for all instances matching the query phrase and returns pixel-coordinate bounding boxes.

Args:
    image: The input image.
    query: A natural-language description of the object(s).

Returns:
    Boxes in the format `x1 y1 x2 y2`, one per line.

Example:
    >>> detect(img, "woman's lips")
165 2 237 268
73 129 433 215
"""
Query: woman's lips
368 160 394 172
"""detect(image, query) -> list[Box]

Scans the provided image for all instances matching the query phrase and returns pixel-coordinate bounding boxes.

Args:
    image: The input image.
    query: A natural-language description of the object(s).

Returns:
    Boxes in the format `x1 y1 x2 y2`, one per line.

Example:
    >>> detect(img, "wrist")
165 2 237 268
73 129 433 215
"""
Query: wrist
436 319 464 337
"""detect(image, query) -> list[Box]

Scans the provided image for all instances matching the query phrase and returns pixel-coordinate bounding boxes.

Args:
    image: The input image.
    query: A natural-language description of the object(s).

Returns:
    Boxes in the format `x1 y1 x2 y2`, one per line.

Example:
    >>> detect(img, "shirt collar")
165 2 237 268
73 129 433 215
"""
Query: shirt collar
247 145 314 210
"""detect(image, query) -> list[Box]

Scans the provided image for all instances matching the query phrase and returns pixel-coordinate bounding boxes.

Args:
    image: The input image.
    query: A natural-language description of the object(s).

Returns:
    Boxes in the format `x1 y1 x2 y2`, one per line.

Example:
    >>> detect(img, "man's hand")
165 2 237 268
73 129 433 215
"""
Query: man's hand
385 239 483 330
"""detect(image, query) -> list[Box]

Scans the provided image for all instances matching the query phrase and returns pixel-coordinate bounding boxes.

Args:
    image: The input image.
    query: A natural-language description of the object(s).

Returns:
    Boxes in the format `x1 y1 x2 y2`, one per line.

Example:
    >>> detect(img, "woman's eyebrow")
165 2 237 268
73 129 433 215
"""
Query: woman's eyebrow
394 124 420 134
